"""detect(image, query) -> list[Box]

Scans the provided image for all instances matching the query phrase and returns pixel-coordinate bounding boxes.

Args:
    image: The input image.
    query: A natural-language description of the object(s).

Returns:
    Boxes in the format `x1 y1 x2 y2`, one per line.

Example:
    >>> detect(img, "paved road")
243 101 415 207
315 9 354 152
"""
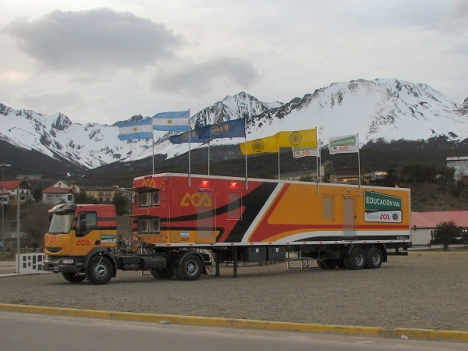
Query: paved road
1 312 466 351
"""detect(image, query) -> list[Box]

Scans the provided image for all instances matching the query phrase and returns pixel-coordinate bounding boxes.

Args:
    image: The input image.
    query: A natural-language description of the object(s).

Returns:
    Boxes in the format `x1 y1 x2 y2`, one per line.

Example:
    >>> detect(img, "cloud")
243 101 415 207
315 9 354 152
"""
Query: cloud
151 57 259 95
3 8 182 72
441 0 468 34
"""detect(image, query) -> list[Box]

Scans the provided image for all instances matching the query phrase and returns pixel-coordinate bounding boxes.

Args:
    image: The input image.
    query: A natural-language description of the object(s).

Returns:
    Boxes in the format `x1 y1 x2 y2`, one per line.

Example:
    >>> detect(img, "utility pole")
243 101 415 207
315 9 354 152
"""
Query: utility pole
1 163 12 260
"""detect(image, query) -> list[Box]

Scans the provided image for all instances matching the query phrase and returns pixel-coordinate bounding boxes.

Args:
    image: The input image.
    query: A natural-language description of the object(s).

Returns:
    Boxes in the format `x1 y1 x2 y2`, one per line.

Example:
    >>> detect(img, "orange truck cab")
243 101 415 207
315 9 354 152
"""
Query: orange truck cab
42 203 167 284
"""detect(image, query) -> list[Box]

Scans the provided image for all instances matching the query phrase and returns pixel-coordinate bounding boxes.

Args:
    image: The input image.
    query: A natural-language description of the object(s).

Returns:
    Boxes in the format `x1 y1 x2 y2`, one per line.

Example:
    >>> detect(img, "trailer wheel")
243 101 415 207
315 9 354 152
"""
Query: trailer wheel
340 255 351 269
86 256 113 285
61 272 85 283
317 259 338 269
338 256 347 269
176 254 203 281
150 268 174 279
365 247 383 269
171 265 181 280
347 248 366 270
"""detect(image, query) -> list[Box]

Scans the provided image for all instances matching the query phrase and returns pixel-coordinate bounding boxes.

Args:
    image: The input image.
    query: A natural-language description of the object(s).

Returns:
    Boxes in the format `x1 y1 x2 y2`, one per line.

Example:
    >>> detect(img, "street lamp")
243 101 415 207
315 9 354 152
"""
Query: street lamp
1 163 12 260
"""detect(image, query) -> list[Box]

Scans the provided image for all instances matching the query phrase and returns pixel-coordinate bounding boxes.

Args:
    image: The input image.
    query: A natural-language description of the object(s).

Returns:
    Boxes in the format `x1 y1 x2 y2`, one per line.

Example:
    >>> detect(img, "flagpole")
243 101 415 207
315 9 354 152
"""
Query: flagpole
245 101 251 189
188 109 191 187
357 133 361 195
278 147 281 180
316 139 320 193
207 140 210 175
152 133 155 175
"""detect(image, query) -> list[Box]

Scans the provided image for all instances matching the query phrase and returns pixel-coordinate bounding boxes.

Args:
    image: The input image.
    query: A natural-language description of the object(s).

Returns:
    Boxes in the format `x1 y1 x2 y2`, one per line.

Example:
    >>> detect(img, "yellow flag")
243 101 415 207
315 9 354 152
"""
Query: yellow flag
239 134 278 155
275 128 317 148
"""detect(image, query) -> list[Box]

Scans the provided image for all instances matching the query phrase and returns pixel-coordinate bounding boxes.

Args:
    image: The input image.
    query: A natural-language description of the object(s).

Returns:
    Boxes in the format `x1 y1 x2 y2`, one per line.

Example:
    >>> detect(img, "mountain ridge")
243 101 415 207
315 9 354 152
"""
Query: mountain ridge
1 78 467 177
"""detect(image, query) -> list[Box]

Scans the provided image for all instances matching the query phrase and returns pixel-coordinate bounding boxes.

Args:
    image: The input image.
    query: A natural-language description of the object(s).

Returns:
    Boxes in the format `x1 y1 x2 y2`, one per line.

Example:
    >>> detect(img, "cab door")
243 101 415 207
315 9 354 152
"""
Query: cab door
72 211 98 255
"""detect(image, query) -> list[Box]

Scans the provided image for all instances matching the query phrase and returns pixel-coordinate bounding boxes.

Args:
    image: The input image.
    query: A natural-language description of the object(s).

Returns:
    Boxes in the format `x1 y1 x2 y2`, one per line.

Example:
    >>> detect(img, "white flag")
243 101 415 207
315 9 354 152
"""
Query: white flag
292 147 318 158
328 134 359 154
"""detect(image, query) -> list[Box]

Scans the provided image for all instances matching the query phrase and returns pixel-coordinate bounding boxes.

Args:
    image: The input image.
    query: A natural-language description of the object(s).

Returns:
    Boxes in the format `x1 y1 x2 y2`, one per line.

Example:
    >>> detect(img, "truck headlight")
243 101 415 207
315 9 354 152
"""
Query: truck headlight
62 259 74 264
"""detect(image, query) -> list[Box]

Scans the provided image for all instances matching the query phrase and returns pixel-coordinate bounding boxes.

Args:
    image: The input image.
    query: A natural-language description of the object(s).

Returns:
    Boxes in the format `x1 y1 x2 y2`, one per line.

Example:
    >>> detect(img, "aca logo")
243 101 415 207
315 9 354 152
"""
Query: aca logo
141 178 157 188
76 240 91 246
181 192 213 207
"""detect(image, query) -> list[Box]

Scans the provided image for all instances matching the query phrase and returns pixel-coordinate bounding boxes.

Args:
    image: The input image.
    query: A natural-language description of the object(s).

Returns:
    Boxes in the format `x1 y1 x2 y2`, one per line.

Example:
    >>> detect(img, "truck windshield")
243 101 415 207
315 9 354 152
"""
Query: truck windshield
48 213 74 234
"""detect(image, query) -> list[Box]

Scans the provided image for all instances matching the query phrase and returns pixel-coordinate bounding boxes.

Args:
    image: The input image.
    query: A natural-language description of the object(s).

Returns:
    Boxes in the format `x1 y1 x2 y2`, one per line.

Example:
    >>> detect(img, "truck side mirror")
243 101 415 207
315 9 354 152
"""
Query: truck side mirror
77 220 87 237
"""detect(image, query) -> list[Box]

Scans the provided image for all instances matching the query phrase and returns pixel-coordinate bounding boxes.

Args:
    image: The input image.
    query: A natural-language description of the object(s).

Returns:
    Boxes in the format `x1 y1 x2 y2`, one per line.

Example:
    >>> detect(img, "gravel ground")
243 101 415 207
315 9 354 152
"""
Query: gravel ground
1 252 468 331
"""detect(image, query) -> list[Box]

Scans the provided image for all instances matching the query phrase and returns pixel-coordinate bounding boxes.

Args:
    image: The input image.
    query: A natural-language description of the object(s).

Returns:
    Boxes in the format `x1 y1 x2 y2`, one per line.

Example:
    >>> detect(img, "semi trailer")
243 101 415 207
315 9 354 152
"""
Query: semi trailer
42 173 411 284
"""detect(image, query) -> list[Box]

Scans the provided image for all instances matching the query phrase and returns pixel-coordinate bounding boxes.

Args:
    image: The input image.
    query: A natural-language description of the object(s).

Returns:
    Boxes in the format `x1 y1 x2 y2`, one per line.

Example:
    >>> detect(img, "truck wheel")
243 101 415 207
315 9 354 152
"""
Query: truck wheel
61 272 85 283
347 248 366 270
317 259 338 269
150 268 174 279
176 254 203 281
365 247 383 269
86 256 113 285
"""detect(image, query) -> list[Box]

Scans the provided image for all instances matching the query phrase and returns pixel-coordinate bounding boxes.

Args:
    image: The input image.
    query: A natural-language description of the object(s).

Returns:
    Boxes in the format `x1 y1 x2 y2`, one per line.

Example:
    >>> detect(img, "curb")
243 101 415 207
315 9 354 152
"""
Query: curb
0 303 467 341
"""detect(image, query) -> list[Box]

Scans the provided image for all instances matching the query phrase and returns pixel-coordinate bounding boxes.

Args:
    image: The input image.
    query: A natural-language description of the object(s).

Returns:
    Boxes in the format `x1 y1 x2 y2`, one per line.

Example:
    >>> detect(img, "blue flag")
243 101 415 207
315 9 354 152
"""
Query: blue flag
197 119 245 140
153 110 190 132
168 130 209 144
118 119 153 140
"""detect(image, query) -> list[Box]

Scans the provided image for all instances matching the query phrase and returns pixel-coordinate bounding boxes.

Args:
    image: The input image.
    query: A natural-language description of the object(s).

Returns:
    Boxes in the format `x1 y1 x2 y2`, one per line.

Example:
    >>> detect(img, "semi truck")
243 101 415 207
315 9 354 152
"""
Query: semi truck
42 173 411 284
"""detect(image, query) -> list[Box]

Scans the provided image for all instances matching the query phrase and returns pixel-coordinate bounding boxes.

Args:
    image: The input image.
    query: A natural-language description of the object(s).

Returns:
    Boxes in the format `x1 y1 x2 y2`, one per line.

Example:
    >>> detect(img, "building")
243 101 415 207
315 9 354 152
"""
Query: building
363 171 387 184
80 185 121 203
329 168 367 185
1 180 32 206
411 211 468 246
446 156 468 182
42 180 80 205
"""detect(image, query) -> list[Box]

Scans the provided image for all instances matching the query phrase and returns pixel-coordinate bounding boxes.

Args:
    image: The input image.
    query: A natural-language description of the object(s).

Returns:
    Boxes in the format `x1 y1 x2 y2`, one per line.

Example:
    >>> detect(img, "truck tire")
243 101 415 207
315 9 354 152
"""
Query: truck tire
62 272 85 283
347 248 366 270
317 259 338 269
365 247 383 269
150 268 174 279
86 256 113 285
176 254 203 281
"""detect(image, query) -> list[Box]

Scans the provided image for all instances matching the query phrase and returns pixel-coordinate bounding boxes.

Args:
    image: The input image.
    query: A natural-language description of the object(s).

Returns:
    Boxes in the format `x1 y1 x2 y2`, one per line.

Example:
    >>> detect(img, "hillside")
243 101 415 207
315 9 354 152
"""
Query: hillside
409 183 468 212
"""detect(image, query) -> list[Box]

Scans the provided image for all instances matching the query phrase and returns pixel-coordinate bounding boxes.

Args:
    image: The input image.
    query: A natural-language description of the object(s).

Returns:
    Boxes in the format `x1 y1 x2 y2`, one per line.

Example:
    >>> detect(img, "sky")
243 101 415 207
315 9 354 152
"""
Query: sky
1 0 468 126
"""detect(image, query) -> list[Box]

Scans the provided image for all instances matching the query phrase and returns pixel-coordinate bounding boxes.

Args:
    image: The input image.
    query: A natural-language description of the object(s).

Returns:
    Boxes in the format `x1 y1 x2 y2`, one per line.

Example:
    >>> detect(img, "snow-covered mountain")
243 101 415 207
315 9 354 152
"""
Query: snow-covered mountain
1 78 467 171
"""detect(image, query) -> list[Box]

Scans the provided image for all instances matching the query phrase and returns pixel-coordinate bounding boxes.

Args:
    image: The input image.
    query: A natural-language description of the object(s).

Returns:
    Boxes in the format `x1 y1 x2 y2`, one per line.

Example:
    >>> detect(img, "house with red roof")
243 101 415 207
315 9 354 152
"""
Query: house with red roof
1 180 32 206
42 180 80 205
411 211 468 246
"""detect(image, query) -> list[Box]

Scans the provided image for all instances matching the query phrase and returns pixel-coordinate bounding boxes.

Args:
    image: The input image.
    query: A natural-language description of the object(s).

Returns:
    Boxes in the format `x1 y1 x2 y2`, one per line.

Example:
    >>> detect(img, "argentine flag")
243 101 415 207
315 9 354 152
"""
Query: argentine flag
153 110 190 132
118 119 153 140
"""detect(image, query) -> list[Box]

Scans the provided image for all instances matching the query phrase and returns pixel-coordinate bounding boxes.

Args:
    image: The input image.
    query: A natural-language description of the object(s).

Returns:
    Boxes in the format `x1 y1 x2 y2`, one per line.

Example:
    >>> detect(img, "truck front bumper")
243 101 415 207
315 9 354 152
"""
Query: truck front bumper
42 257 84 274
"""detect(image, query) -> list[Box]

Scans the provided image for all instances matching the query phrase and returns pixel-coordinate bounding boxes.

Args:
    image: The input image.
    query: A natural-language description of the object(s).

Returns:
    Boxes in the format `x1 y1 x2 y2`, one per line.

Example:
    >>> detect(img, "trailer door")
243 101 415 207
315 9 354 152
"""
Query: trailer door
196 190 215 242
170 186 180 243
343 197 356 239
